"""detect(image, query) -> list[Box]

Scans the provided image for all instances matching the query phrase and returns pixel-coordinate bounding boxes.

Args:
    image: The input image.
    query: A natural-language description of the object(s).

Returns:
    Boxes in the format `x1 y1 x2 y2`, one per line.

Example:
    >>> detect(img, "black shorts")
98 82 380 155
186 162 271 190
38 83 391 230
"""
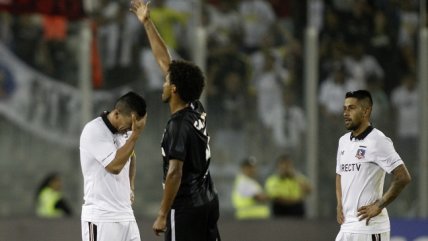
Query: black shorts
165 197 221 241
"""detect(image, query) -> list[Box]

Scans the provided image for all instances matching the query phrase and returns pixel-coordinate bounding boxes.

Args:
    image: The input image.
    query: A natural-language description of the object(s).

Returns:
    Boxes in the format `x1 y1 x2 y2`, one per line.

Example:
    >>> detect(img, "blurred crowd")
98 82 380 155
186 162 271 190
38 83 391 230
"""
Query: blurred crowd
0 0 426 217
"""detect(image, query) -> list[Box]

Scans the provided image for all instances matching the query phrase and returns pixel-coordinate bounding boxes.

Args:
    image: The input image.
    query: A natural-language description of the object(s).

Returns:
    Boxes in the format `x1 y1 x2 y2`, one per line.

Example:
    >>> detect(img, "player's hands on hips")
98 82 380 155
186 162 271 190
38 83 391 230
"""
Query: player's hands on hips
336 205 344 224
153 215 167 236
357 201 382 225
130 0 150 23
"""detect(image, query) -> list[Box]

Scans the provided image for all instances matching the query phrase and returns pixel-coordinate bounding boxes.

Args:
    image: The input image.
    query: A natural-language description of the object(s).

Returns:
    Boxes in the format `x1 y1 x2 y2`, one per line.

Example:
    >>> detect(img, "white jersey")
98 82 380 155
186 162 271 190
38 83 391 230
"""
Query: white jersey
79 115 135 222
336 127 403 234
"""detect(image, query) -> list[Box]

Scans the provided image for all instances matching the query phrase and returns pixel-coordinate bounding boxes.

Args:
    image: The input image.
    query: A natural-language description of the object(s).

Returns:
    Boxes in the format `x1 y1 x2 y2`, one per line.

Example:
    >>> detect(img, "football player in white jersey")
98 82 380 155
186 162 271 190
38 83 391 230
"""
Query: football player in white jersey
80 91 147 241
336 90 411 241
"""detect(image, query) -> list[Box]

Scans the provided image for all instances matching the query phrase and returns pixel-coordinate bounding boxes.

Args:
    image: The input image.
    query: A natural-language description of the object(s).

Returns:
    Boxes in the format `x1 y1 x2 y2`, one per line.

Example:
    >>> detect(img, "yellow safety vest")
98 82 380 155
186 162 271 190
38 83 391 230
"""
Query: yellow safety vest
265 175 305 200
232 174 270 219
36 187 63 218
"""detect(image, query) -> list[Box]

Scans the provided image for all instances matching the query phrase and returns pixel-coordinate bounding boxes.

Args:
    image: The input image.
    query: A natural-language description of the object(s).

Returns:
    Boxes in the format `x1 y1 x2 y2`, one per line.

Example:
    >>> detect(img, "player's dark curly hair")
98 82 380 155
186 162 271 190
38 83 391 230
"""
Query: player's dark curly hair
169 60 205 103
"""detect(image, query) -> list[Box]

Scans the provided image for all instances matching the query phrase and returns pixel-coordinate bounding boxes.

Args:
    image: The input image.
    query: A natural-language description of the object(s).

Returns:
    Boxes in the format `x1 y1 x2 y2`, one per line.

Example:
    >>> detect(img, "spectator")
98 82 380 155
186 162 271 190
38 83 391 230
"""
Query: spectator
11 15 43 68
319 62 359 122
250 32 290 88
319 7 346 76
256 50 288 130
270 88 306 166
232 156 270 220
391 73 419 154
238 0 276 53
366 75 390 132
343 41 384 89
35 172 72 218
212 71 248 164
96 1 142 87
205 0 242 49
344 0 373 43
265 154 311 217
40 15 69 80
391 73 419 204
206 40 251 125
320 7 346 46
319 39 346 82
151 0 188 54
397 0 419 74
96 1 122 73
369 9 399 94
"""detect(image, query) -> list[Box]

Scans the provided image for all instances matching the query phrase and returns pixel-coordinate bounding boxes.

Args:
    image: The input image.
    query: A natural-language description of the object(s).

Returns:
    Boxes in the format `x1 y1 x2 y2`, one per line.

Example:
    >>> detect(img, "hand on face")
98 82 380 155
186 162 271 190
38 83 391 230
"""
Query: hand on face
131 113 147 134
130 0 151 23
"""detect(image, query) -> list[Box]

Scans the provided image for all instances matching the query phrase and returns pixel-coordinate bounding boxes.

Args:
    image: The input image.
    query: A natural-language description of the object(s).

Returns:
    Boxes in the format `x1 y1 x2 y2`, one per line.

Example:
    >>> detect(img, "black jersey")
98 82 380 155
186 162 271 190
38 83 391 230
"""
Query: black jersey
161 100 217 208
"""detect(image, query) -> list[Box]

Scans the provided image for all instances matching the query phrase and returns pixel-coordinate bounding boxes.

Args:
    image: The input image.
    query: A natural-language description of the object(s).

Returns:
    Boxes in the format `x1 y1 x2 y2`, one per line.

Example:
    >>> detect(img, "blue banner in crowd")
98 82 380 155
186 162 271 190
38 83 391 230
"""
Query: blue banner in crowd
391 219 428 241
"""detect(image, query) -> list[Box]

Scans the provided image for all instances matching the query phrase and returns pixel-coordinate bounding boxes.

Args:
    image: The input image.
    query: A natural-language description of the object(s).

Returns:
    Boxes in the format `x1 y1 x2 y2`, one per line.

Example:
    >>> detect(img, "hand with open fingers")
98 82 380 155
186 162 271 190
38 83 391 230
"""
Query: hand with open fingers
153 215 167 236
357 201 382 225
132 113 147 133
337 205 344 224
130 0 151 23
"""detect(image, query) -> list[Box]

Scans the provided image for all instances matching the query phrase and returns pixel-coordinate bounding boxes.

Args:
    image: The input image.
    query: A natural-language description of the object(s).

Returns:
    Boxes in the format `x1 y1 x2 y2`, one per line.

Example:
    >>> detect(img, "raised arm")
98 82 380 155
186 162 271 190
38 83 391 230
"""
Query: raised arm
130 0 171 74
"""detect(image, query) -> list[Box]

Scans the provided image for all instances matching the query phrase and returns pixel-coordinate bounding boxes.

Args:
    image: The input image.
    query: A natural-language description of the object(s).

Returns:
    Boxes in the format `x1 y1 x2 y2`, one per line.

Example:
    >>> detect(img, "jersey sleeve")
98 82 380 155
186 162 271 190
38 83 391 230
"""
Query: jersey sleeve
167 119 190 162
80 123 116 167
375 136 404 173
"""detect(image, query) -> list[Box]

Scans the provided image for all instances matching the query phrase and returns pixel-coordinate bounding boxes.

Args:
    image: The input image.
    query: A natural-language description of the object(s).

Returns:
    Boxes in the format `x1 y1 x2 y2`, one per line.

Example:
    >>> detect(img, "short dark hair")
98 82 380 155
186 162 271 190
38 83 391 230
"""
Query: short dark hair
345 90 373 107
115 91 147 117
169 60 205 103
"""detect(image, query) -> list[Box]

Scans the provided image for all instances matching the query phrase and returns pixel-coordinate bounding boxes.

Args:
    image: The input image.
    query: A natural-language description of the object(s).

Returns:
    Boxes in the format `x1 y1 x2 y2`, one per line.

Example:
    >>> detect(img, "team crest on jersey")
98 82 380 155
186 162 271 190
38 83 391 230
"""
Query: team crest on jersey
355 147 366 159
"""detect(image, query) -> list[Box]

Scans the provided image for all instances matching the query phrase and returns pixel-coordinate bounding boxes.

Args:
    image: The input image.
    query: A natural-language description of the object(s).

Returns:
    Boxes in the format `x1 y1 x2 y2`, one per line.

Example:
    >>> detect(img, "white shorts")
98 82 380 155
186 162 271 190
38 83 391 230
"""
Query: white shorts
81 221 141 241
335 231 390 241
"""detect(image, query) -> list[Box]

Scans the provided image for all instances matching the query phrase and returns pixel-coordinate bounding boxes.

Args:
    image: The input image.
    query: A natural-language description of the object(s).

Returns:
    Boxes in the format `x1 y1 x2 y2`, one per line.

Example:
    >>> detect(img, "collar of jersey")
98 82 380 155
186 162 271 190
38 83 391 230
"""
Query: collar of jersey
350 125 374 141
171 104 191 118
101 111 118 134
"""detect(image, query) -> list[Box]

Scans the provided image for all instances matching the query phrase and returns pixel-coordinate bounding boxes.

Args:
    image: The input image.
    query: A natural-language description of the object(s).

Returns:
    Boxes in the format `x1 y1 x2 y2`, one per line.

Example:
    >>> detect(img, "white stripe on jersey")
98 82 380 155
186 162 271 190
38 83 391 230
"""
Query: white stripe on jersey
171 209 176 241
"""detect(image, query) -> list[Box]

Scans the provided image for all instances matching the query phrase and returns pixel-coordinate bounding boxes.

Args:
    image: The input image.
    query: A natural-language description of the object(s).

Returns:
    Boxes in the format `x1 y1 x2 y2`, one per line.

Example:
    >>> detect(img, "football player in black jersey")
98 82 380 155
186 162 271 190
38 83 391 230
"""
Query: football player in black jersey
131 1 221 241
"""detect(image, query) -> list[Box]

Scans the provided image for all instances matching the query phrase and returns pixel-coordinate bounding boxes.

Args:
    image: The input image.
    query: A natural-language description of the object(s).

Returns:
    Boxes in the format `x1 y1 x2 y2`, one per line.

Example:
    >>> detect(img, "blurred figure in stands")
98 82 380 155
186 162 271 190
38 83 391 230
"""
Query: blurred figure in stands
232 156 270 220
35 172 72 218
265 154 312 218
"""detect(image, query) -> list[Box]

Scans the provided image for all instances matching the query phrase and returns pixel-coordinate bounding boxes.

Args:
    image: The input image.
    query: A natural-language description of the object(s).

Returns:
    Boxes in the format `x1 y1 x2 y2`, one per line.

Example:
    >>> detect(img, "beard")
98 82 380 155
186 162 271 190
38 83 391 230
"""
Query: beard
345 120 360 131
